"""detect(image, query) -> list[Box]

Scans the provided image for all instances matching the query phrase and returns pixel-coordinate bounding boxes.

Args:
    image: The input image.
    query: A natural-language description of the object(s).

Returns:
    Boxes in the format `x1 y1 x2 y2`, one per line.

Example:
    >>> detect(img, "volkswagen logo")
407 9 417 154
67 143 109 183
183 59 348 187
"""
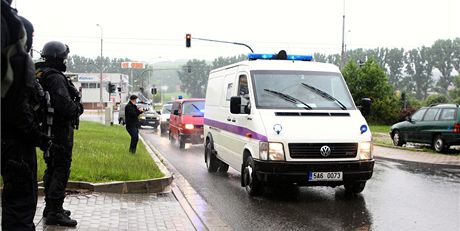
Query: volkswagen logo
320 145 331 157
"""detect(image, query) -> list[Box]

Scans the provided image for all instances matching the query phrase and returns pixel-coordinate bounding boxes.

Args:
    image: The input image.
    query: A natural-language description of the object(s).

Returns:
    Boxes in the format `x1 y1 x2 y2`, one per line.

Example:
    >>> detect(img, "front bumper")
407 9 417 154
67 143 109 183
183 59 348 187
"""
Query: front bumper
139 119 159 127
180 130 204 144
252 159 374 186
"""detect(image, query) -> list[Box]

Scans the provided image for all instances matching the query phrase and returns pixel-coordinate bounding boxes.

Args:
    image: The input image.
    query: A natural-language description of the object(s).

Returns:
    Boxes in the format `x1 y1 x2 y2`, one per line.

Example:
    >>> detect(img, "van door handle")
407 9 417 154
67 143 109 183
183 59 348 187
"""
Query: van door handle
227 117 231 121
231 118 236 122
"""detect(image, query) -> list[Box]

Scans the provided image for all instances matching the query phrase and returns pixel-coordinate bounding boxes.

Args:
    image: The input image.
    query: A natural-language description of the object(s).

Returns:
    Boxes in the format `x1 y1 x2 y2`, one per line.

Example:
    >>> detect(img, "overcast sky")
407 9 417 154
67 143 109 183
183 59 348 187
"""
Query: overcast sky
14 0 460 63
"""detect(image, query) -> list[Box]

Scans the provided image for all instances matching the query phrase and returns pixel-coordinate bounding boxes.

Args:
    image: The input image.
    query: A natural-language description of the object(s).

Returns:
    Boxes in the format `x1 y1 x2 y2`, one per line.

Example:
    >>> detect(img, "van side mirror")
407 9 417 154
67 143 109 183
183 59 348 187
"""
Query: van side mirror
156 110 161 115
230 97 242 114
360 98 372 118
173 109 179 115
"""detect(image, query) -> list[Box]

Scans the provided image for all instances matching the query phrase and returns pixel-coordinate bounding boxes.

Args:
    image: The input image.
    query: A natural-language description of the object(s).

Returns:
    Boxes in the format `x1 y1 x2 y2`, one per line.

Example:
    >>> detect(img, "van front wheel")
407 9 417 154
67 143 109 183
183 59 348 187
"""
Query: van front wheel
344 181 366 194
243 156 263 196
205 140 218 172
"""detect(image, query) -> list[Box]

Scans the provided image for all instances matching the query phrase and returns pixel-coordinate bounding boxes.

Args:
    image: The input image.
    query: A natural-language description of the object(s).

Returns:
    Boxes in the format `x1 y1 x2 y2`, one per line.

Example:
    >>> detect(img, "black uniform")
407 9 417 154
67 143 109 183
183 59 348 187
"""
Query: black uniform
1 1 42 230
125 101 142 153
36 62 80 226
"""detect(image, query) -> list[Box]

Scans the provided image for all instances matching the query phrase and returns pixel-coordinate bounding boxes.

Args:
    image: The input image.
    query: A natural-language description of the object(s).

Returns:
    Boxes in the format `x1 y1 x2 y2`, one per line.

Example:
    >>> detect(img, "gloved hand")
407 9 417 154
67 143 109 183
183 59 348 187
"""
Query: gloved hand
39 134 53 152
78 103 84 116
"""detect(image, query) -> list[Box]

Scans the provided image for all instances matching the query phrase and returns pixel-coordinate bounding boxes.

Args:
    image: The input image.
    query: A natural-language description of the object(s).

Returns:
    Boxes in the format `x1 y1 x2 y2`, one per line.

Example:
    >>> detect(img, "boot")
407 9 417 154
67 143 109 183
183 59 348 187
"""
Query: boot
43 205 71 217
45 200 78 227
43 199 71 217
45 211 78 227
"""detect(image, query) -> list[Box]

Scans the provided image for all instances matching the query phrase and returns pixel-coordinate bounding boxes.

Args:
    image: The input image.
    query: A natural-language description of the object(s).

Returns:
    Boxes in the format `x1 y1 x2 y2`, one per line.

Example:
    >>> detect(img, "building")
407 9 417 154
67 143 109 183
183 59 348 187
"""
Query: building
69 72 129 109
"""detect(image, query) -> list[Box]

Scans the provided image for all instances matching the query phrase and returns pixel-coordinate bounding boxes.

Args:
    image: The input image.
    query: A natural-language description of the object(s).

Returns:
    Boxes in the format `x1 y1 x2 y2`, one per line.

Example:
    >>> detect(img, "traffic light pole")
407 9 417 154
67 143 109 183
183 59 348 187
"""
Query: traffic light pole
192 37 254 53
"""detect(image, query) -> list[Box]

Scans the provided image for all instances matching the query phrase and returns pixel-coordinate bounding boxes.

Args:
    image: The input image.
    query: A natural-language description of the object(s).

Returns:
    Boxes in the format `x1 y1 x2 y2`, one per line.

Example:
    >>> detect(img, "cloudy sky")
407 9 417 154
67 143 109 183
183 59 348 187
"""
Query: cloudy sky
14 0 460 63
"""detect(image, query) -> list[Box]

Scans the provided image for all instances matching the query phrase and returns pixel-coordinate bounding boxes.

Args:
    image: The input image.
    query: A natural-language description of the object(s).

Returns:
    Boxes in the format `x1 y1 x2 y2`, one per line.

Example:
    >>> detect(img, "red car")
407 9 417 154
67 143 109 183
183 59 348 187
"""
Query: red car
169 98 205 149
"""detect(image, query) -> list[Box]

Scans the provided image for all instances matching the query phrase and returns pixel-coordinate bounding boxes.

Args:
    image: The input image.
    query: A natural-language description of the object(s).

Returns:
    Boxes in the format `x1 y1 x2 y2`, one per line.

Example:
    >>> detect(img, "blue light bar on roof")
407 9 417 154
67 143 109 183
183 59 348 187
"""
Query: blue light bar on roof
248 53 313 61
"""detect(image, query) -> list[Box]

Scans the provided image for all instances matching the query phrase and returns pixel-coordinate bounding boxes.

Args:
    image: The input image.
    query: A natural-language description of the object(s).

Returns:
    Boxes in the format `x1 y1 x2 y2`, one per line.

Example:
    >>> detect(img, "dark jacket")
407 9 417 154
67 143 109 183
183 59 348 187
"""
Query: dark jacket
125 101 142 127
36 64 79 126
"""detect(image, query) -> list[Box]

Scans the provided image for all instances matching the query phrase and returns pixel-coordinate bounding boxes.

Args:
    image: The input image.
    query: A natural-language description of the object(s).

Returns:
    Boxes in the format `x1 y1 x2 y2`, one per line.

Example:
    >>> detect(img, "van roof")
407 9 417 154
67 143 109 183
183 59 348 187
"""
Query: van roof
210 59 341 74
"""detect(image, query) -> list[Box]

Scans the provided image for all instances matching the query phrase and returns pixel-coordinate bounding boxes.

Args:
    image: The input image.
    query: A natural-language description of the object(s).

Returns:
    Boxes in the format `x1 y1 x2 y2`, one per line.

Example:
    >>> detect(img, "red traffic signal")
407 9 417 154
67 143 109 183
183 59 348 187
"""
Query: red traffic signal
186 33 191 48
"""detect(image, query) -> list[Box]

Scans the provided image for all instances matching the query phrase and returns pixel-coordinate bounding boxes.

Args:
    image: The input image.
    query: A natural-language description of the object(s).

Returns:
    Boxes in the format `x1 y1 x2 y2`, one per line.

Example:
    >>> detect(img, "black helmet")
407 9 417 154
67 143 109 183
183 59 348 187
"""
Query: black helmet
41 41 69 60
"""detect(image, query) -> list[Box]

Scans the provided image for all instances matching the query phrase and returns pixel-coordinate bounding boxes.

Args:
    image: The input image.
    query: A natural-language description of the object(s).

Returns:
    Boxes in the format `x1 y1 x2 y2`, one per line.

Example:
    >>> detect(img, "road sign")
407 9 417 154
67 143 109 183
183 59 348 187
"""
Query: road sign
121 61 145 69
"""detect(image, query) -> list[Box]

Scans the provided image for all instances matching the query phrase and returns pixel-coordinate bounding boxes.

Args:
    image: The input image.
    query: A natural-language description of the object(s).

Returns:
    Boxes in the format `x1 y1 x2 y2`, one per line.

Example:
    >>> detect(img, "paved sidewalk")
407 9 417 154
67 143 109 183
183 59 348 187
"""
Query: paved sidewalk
374 145 460 168
32 192 195 231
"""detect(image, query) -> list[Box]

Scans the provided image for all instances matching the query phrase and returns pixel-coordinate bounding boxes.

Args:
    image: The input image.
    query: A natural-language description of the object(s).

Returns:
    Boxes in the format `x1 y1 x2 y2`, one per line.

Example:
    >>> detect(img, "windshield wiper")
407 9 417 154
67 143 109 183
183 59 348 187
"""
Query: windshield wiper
300 83 347 110
264 89 312 110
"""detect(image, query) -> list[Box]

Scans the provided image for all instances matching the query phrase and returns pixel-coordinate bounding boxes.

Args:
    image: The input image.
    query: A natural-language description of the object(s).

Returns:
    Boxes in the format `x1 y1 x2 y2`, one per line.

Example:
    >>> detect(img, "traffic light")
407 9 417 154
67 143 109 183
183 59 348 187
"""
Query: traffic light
186 33 191 48
151 87 157 95
107 82 116 94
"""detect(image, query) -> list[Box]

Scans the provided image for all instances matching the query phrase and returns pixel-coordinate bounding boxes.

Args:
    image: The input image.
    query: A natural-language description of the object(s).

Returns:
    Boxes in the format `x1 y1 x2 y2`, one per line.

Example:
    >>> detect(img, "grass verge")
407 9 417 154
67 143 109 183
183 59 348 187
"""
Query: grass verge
36 121 164 183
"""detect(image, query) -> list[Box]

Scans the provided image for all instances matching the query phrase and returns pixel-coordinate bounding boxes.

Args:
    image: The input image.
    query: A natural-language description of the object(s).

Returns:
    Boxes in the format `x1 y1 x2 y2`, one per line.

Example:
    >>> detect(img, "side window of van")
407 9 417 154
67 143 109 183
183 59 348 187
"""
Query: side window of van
172 102 180 115
226 83 233 101
238 75 249 97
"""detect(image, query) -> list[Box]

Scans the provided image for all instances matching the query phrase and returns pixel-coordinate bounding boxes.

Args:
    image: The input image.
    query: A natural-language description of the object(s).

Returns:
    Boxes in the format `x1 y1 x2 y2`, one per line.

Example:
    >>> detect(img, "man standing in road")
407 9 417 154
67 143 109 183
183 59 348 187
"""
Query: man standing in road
125 94 144 153
36 41 82 227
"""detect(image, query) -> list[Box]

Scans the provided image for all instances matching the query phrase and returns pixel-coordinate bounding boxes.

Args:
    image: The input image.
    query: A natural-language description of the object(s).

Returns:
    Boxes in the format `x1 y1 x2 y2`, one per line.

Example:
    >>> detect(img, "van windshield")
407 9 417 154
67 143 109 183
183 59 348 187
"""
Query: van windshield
182 101 205 116
251 70 355 110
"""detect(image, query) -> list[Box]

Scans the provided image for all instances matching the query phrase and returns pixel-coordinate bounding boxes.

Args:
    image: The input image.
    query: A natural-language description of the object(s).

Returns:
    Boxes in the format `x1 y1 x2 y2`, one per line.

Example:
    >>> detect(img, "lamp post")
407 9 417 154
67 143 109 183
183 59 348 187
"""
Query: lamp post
96 24 103 111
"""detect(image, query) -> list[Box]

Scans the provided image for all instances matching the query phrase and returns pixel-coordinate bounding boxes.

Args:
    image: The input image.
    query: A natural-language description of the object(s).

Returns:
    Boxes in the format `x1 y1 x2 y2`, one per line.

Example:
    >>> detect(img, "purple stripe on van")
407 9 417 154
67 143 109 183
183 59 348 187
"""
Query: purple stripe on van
204 118 268 142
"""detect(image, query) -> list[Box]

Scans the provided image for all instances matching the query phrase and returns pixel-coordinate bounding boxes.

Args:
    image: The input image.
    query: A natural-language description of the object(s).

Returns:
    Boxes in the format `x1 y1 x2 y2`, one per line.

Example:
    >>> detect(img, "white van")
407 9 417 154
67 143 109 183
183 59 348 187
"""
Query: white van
203 52 374 196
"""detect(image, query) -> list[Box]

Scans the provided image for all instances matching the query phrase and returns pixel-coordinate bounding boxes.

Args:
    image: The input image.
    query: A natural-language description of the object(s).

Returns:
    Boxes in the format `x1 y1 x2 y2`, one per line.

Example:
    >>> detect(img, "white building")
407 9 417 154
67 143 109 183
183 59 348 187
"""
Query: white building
68 73 129 109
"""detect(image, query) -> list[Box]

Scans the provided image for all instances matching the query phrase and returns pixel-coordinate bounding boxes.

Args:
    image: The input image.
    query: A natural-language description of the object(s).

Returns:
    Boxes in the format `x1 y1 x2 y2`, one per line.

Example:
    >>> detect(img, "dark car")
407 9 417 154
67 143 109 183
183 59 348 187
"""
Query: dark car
119 101 160 129
390 104 460 152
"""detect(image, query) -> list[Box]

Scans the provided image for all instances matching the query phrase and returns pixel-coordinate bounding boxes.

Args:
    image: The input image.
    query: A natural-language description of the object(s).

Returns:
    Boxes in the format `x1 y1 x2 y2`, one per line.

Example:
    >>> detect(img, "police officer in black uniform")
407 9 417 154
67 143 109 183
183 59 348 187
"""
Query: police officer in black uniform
1 1 43 230
35 41 82 227
125 95 144 153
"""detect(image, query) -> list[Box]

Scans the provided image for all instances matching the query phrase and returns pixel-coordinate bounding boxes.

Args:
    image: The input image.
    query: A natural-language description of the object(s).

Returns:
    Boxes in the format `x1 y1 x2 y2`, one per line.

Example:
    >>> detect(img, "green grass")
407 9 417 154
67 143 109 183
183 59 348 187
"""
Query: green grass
369 124 391 133
35 121 164 183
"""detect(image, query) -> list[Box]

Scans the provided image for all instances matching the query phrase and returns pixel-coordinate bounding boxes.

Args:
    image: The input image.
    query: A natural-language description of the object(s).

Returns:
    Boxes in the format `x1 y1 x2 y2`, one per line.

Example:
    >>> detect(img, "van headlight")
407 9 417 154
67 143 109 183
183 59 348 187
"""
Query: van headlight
358 141 373 160
139 115 146 120
184 124 194 130
259 142 285 161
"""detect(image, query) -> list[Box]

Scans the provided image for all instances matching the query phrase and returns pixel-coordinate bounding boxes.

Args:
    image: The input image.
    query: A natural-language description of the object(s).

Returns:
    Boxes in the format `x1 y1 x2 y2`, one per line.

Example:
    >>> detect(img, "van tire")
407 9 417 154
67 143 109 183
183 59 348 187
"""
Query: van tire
179 138 185 149
344 181 366 194
169 130 175 144
243 156 263 196
205 140 218 172
218 163 229 173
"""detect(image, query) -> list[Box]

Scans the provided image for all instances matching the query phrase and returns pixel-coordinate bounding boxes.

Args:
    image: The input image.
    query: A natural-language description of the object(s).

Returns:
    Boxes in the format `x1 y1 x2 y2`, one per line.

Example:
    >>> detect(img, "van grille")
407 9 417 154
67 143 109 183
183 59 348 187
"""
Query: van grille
288 143 358 159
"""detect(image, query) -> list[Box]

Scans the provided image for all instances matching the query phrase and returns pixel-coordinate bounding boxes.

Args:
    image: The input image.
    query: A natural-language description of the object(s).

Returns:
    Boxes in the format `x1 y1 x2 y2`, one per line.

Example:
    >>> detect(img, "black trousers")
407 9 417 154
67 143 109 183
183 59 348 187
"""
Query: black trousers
43 125 73 208
1 140 38 231
126 126 139 153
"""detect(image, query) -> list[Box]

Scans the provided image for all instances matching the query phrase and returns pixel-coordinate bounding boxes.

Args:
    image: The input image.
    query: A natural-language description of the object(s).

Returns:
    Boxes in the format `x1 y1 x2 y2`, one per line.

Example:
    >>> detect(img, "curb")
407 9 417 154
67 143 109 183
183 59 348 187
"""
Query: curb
34 135 173 194
143 136 231 231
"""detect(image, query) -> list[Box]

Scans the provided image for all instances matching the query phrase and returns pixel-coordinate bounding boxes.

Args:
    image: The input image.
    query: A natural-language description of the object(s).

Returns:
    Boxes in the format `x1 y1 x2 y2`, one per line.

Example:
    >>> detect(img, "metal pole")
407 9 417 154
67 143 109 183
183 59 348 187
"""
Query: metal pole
97 24 103 111
341 0 346 67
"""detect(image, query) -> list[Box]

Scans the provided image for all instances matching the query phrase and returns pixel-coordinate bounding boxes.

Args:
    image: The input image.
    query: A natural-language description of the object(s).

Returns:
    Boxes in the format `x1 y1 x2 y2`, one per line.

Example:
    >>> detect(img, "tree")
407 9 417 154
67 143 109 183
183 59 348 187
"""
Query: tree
404 47 433 100
177 59 211 98
431 39 455 94
449 74 460 102
425 94 448 106
342 58 399 124
385 48 405 89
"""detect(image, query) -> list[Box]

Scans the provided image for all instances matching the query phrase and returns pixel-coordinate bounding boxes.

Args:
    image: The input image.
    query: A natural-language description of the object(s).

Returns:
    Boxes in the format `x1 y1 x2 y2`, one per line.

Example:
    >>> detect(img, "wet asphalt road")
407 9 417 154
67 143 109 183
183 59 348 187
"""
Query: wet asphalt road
140 128 460 231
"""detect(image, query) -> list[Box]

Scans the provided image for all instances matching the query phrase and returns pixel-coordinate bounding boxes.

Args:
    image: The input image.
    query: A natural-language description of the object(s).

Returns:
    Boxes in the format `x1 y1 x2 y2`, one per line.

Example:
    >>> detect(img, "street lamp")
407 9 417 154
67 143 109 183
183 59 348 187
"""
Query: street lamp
96 23 103 110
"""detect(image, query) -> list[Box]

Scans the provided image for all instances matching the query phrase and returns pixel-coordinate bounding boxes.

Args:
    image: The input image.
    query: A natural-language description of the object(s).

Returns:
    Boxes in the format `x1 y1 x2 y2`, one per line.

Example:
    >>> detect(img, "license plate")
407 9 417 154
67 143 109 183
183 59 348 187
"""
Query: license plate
308 172 343 181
